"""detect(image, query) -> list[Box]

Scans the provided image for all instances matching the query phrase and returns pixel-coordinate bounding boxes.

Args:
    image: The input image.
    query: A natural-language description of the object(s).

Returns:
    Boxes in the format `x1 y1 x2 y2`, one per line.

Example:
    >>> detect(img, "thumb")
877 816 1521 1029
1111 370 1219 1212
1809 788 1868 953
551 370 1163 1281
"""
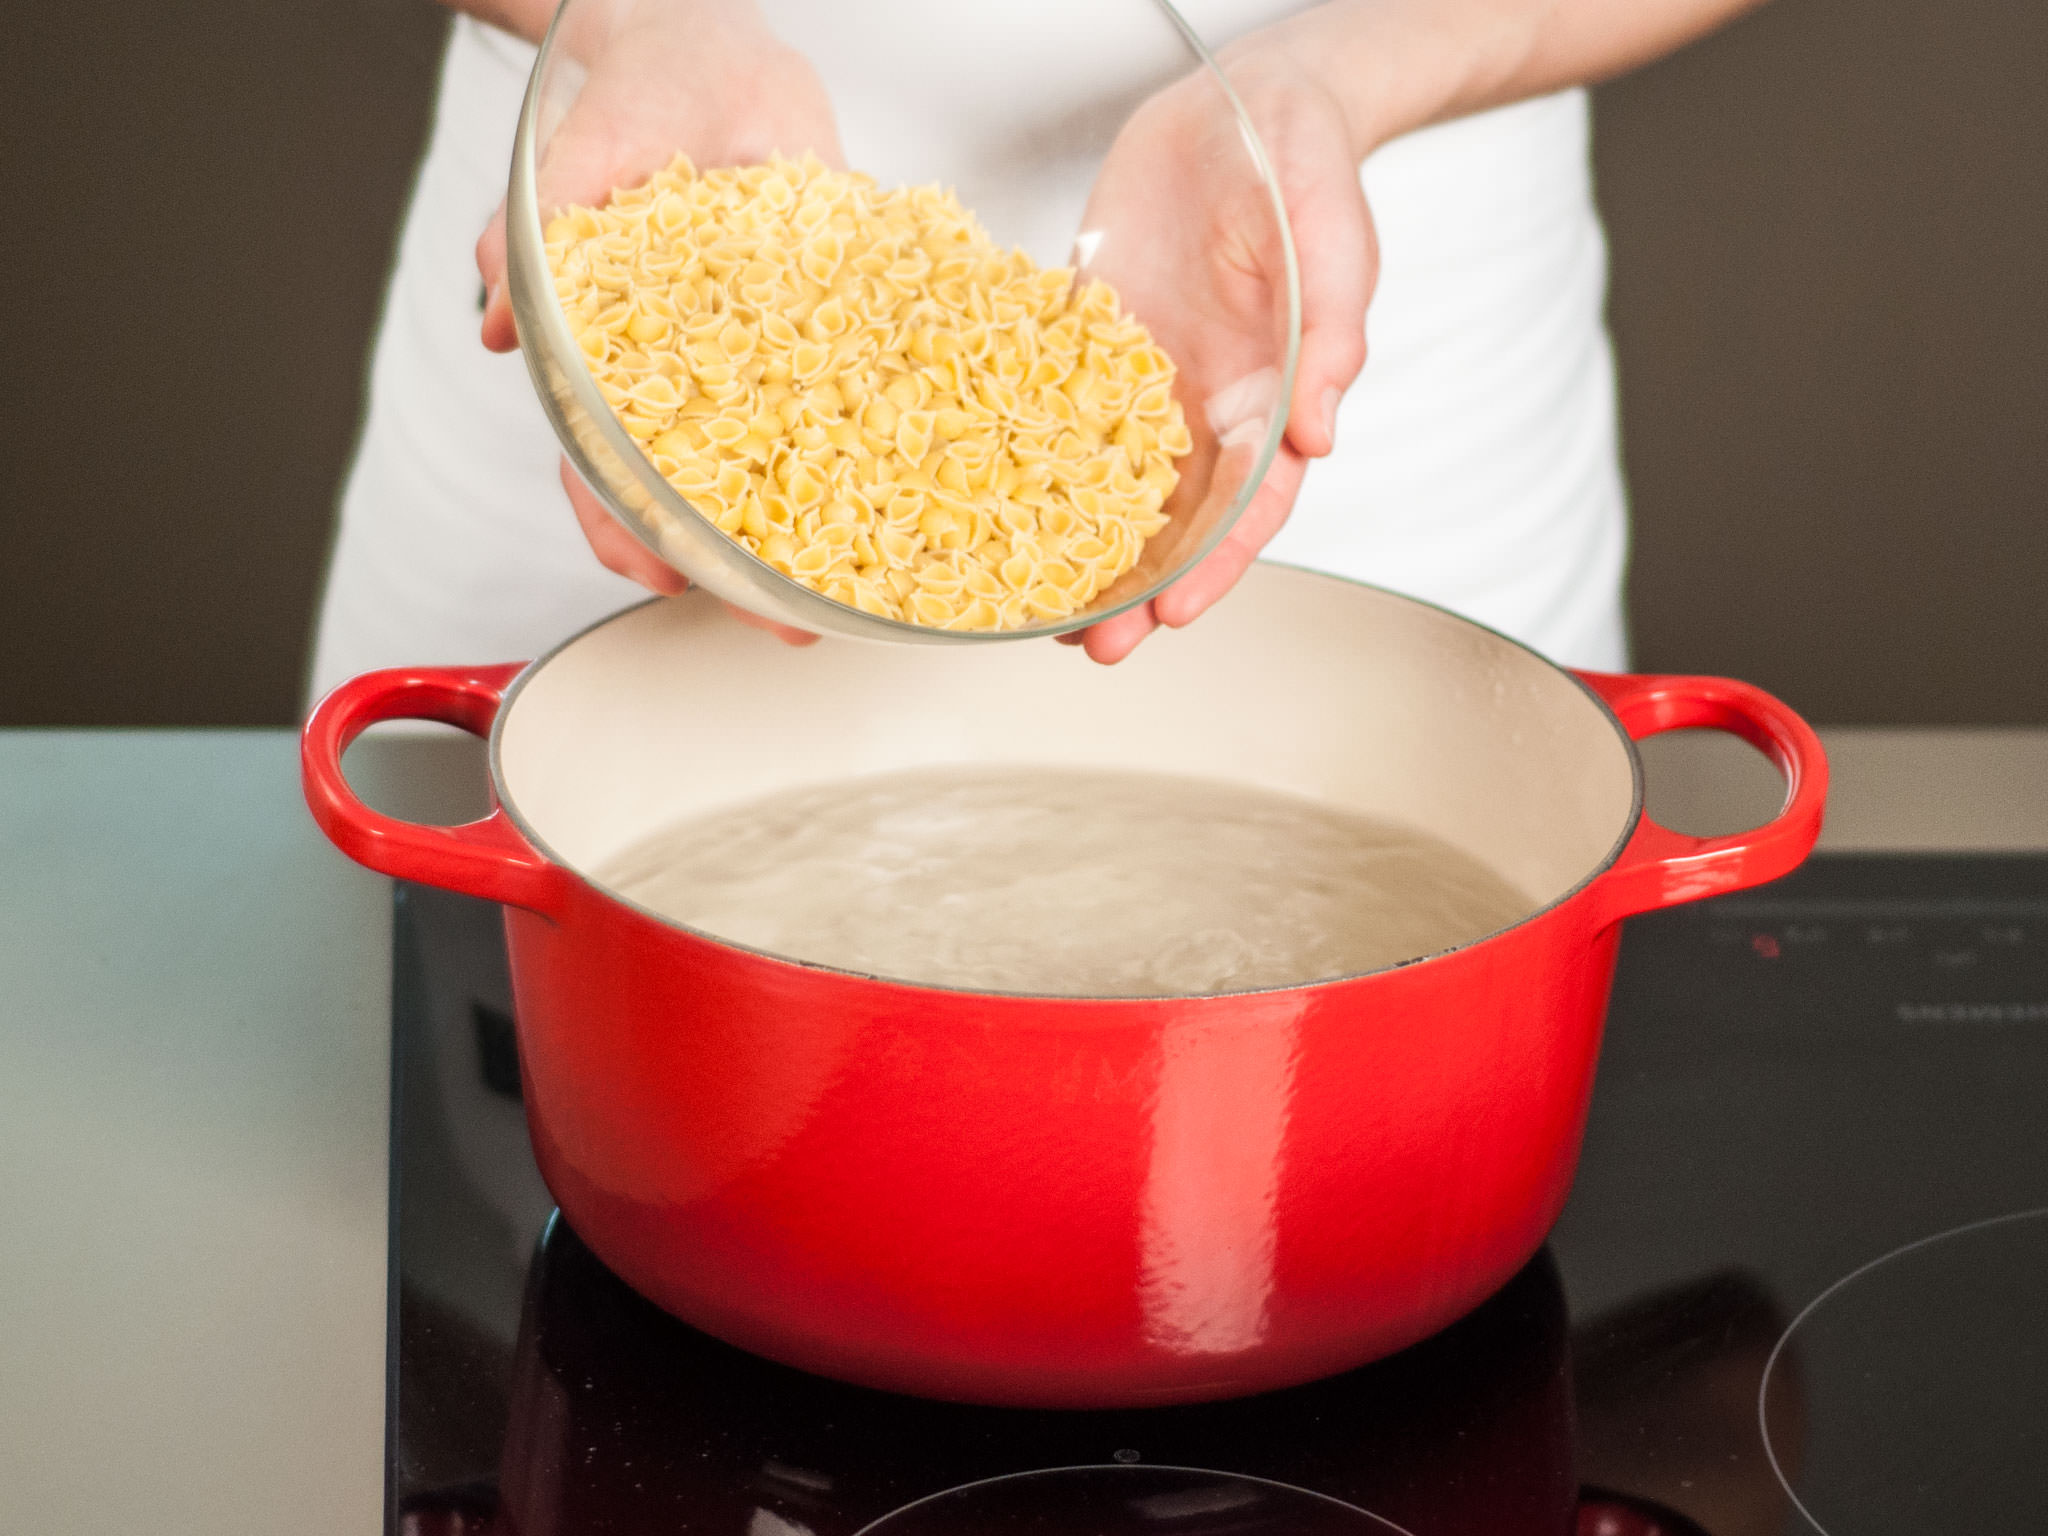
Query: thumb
1283 171 1374 459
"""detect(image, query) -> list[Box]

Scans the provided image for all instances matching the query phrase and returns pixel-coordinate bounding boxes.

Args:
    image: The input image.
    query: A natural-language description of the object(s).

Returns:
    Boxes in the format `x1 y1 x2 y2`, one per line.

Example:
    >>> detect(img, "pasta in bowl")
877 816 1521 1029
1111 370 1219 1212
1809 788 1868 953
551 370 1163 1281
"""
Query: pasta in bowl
504 0 1299 643
546 153 1194 630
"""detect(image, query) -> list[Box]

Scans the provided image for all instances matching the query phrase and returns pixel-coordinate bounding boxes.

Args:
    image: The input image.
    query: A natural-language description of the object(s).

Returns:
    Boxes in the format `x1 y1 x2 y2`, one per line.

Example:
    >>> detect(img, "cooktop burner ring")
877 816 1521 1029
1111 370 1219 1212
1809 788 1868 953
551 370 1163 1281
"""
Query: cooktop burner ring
1759 1204 2048 1535
851 1463 1419 1535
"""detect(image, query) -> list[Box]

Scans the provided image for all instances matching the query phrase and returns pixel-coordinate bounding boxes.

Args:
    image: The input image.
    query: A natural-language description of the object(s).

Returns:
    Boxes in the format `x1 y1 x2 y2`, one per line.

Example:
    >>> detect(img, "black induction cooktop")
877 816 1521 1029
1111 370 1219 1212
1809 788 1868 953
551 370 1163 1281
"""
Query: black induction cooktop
385 856 2048 1536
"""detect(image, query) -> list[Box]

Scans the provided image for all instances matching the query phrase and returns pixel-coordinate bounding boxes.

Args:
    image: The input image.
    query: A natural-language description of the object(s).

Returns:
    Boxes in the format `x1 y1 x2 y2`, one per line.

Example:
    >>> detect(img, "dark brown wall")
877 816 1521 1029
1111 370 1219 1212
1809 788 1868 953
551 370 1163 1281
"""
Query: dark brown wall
1600 0 2048 723
1 0 2041 726
0 0 446 726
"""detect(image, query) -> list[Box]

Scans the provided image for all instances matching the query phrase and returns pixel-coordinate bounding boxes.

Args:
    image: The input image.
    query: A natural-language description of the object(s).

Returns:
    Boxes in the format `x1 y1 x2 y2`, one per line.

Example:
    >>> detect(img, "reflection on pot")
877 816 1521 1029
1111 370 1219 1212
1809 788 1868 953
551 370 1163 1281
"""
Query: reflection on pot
397 1221 1806 1536
1572 1270 1805 1536
491 1216 1577 1536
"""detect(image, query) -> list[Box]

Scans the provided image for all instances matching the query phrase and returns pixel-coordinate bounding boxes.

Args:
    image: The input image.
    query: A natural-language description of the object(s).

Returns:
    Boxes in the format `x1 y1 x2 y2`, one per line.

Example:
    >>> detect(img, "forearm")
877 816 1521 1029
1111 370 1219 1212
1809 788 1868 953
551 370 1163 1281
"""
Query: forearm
431 0 767 52
437 0 556 45
1239 0 1770 156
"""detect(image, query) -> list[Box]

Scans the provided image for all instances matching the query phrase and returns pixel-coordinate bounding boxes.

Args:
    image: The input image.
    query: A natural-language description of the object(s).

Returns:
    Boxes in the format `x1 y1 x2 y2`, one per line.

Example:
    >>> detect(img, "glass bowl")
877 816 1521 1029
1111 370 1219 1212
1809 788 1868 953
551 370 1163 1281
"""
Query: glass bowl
505 0 1299 643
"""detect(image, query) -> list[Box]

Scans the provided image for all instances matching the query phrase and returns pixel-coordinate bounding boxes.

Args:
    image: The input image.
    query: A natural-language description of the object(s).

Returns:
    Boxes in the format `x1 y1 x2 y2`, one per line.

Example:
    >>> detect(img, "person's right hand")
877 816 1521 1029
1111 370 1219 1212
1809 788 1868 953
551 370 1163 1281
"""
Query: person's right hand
1054 28 1374 666
473 0 841 637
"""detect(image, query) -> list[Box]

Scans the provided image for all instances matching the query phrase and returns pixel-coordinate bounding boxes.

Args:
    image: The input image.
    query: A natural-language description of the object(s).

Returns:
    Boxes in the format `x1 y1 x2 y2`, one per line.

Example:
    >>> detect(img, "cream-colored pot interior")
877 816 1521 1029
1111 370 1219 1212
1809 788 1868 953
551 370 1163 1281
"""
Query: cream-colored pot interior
495 563 1639 919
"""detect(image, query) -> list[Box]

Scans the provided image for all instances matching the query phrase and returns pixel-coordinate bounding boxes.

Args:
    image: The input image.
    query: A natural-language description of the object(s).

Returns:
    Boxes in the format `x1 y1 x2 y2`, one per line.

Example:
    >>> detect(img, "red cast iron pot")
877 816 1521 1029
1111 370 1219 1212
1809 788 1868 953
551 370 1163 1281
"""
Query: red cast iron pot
304 564 1825 1408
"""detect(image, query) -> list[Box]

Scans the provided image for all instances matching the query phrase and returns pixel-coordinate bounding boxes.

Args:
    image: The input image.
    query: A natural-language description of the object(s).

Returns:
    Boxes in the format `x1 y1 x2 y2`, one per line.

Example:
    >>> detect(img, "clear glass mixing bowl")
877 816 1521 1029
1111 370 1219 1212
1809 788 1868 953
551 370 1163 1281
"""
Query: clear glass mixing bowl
505 0 1299 643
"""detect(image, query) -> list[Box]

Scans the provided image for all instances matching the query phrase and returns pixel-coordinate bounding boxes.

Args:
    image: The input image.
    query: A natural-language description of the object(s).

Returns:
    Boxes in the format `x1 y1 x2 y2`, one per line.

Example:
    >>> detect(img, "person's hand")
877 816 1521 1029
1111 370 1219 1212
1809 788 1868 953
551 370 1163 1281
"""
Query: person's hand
474 0 839 640
1061 31 1376 664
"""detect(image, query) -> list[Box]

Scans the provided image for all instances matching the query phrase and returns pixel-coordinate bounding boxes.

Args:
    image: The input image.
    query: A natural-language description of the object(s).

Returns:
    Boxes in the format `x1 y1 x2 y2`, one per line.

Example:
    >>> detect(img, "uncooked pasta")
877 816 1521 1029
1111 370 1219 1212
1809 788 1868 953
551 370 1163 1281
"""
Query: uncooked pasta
547 153 1192 629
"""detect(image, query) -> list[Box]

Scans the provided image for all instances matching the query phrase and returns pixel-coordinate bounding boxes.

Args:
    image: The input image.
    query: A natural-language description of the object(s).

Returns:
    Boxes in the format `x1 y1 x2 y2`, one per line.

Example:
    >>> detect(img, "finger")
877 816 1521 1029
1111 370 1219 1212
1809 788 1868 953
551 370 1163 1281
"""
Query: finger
1284 174 1374 459
560 459 690 594
1203 368 1286 439
1078 600 1161 665
722 602 821 647
1069 417 1279 658
1153 447 1307 629
564 465 816 642
476 205 519 353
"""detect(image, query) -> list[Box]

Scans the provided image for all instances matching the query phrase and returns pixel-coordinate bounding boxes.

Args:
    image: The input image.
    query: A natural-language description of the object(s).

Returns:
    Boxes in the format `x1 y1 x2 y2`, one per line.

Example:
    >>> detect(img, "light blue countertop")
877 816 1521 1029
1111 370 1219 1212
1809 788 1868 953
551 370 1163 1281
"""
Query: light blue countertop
2 726 2043 1533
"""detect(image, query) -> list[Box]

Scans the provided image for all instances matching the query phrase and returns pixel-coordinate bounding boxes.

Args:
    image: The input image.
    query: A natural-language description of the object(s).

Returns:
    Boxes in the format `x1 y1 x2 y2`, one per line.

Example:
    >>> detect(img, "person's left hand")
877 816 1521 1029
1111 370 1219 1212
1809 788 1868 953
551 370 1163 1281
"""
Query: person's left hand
473 0 839 644
1063 30 1376 663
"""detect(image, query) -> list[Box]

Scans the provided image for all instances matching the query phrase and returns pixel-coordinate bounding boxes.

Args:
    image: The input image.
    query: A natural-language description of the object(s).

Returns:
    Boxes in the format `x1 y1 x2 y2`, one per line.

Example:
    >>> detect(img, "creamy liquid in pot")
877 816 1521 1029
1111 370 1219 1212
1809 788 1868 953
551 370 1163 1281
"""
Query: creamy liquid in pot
594 766 1535 997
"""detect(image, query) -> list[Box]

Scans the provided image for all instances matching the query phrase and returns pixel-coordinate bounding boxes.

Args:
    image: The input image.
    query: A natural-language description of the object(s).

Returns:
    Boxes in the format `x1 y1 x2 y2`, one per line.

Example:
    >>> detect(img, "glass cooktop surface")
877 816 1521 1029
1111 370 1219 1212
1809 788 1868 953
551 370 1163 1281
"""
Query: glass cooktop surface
386 856 2048 1536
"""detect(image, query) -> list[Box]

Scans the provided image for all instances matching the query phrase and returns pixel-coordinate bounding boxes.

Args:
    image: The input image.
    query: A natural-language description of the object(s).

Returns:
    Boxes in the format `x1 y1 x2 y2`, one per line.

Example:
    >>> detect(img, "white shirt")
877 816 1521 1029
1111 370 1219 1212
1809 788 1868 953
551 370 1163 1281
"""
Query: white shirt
308 9 1627 700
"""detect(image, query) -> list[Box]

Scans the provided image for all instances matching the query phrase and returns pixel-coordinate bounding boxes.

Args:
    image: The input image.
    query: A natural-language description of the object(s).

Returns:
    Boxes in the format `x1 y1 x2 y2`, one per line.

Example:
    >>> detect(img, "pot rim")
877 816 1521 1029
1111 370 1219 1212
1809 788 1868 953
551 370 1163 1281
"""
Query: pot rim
484 562 1647 1003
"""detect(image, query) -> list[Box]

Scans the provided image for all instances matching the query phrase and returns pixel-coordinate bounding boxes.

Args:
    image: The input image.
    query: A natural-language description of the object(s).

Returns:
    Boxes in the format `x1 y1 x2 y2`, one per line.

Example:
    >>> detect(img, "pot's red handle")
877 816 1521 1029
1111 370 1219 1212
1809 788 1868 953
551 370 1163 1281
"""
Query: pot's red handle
1575 671 1827 926
301 664 566 916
